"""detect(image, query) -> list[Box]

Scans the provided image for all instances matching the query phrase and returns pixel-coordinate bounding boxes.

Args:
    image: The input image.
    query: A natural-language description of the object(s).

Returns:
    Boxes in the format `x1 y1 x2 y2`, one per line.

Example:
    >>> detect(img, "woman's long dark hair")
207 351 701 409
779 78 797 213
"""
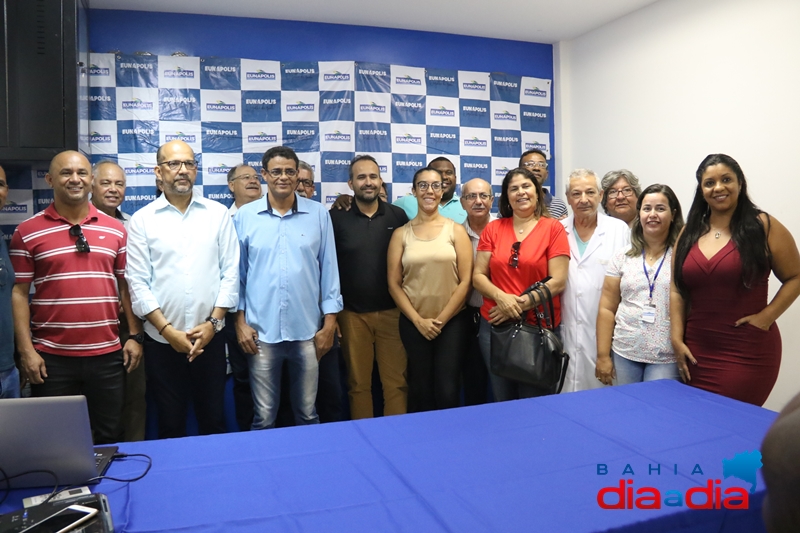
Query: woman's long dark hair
673 154 770 299
627 184 684 257
498 167 548 219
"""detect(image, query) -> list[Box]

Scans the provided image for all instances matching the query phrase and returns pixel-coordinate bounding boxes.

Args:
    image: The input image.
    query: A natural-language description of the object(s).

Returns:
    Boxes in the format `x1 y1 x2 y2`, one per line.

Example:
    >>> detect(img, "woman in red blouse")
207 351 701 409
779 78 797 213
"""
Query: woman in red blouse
473 167 570 401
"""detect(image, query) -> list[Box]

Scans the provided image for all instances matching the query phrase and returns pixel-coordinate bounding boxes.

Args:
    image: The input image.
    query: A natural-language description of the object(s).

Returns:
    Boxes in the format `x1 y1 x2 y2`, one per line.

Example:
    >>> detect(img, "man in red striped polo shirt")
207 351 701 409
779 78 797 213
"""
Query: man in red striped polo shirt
10 151 143 444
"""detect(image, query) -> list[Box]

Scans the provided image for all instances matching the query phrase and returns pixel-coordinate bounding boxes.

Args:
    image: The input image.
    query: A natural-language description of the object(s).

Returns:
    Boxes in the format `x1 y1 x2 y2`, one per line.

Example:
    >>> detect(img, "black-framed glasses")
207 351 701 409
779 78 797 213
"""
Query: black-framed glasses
158 160 198 171
509 241 521 268
267 168 298 178
607 187 634 199
69 224 90 253
296 179 314 188
416 181 442 191
522 161 548 169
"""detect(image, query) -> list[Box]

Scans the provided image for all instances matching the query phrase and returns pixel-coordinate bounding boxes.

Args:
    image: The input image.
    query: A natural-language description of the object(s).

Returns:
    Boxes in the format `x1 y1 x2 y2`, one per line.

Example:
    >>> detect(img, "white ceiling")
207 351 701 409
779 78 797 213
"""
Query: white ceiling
90 0 660 44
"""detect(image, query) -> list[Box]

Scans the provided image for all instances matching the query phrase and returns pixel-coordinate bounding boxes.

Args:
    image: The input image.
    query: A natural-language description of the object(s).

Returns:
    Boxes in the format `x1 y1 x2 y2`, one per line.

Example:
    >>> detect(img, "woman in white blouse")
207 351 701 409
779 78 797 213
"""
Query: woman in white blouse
595 184 685 385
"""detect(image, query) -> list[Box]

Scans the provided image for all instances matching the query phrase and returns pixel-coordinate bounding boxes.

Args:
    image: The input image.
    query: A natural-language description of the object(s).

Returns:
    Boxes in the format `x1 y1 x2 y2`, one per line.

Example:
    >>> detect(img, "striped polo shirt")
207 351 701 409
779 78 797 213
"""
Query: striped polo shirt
9 203 126 356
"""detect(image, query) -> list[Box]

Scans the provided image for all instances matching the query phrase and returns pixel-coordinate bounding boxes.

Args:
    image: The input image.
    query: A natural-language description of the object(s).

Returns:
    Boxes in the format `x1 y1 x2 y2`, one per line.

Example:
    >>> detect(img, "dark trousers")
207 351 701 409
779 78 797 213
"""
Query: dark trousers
223 314 254 431
31 350 126 444
144 334 227 439
462 306 489 406
399 309 470 413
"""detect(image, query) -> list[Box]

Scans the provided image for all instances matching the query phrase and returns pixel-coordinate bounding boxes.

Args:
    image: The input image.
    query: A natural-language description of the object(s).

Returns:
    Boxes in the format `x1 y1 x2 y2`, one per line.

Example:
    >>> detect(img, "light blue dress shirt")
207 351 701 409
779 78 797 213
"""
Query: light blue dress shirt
392 194 467 224
125 190 240 342
234 194 343 344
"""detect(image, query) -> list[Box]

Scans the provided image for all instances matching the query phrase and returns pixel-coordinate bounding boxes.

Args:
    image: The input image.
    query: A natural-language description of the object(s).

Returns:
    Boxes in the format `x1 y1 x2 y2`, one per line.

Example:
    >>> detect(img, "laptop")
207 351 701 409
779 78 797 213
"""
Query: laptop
0 396 118 489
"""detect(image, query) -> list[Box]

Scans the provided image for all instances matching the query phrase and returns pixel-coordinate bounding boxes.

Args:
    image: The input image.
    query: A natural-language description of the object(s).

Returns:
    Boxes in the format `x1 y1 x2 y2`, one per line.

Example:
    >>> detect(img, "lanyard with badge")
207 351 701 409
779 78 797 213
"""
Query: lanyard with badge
641 248 668 323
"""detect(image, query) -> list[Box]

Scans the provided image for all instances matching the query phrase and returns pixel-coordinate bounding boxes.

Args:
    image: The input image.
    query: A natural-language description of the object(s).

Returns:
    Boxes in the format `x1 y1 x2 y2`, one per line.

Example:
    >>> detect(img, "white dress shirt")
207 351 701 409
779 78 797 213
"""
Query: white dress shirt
126 190 239 343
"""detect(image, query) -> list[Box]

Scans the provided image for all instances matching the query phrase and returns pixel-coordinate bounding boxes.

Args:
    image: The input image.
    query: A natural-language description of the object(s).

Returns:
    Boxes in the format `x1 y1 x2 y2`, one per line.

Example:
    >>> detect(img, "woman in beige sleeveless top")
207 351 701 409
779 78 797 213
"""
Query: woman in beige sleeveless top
387 167 473 413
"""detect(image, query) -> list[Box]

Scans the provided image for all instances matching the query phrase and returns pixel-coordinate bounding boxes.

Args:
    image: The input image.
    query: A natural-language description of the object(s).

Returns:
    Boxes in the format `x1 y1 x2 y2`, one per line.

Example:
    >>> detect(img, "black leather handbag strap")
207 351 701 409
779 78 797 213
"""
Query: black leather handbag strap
526 283 555 331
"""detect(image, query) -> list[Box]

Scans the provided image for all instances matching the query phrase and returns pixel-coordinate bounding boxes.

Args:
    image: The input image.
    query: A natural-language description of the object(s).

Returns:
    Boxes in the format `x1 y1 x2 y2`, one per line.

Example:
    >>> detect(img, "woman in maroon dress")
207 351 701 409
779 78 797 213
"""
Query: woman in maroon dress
670 154 800 405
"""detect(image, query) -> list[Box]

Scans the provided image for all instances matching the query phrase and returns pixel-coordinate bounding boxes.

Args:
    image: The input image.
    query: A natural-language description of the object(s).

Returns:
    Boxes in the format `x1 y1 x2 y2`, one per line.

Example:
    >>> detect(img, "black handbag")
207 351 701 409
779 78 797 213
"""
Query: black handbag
489 282 570 393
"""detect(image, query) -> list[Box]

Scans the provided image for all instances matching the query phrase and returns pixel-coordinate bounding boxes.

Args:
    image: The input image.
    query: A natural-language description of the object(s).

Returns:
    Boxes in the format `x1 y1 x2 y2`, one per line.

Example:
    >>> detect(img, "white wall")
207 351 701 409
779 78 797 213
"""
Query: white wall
556 0 800 411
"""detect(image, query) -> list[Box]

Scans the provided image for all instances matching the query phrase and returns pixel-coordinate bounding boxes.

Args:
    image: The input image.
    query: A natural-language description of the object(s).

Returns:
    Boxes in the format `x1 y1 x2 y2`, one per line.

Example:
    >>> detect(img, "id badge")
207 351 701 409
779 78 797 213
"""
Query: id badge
641 304 656 324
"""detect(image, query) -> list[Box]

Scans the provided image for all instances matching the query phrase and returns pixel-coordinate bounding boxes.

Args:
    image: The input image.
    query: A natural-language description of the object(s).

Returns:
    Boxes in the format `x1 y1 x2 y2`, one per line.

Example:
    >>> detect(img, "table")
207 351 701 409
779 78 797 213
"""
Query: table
1 380 776 532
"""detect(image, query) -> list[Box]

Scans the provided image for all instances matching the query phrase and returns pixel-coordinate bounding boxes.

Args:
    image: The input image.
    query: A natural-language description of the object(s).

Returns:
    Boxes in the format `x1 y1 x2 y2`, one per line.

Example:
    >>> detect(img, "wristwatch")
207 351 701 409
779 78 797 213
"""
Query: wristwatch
206 316 223 333
131 333 145 344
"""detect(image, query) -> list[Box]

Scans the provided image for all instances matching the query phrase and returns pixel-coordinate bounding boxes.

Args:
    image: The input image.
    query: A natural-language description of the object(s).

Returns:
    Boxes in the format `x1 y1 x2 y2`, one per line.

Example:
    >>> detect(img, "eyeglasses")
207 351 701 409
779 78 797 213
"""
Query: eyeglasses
509 241 521 268
267 168 298 178
296 179 314 188
463 193 492 201
69 224 90 253
231 173 260 183
415 181 442 191
607 187 634 199
522 161 548 169
158 160 198 171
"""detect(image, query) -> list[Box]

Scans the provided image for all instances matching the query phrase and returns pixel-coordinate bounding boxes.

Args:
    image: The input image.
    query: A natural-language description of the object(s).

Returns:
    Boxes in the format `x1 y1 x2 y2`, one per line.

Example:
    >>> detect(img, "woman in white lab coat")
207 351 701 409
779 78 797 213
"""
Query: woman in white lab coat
559 169 630 393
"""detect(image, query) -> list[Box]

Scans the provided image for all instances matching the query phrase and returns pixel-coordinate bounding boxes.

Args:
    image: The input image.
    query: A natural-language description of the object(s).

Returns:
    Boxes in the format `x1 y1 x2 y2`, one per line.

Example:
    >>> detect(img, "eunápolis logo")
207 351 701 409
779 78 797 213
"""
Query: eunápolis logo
89 64 110 76
0 202 27 214
323 71 351 82
286 101 315 112
525 142 548 152
430 106 455 117
596 450 762 510
462 105 487 114
395 75 422 86
358 129 387 137
121 127 156 137
395 133 423 145
359 102 386 113
494 110 518 121
379 165 388 173
395 100 424 110
121 98 153 111
246 70 276 80
165 132 197 143
208 163 233 174
164 66 195 78
247 132 278 143
124 164 155 176
324 130 351 142
524 111 548 119
495 166 511 177
206 128 238 136
90 131 112 143
525 87 548 98
462 80 487 91
464 137 488 147
206 101 236 112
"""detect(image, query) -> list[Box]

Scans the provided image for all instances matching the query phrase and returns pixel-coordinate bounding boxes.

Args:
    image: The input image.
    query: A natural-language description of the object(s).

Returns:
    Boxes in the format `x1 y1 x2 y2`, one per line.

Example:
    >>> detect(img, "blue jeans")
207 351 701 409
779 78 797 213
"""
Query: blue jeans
0 366 20 398
249 340 320 429
613 351 679 385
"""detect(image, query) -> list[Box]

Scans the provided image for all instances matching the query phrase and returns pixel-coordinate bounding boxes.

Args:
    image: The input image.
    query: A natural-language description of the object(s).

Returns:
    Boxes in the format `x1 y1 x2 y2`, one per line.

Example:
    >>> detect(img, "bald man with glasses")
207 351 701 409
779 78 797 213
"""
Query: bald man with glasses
126 140 239 439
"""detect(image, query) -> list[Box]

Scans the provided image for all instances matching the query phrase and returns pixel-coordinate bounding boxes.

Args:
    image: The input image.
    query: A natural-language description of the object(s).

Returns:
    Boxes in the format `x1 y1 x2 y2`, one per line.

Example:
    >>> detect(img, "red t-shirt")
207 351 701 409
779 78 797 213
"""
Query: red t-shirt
9 204 126 356
477 216 569 326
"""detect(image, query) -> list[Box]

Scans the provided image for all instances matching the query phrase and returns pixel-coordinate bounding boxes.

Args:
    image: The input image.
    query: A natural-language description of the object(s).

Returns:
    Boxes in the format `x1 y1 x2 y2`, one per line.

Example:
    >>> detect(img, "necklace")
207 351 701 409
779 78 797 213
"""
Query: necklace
646 247 665 262
515 218 536 234
714 231 721 239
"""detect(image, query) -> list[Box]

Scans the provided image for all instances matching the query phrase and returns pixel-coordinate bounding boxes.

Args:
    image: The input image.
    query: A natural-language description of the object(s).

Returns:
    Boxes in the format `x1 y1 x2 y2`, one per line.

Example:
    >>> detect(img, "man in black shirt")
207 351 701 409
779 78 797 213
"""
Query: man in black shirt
330 155 409 419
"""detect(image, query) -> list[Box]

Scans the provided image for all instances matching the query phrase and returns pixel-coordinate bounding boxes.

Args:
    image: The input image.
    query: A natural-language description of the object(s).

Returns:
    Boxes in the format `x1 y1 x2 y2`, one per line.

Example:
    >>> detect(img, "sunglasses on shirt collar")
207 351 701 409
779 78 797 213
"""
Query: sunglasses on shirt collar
69 224 90 253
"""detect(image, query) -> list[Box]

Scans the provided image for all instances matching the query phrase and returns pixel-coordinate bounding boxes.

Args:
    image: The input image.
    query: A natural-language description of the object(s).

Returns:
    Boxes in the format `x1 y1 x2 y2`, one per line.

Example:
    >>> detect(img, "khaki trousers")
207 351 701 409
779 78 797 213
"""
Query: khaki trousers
339 308 407 418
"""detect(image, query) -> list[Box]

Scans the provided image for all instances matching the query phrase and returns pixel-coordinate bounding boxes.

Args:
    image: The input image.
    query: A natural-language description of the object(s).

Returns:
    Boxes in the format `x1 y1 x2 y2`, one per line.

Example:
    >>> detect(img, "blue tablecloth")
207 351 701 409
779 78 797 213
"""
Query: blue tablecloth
1 380 776 532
